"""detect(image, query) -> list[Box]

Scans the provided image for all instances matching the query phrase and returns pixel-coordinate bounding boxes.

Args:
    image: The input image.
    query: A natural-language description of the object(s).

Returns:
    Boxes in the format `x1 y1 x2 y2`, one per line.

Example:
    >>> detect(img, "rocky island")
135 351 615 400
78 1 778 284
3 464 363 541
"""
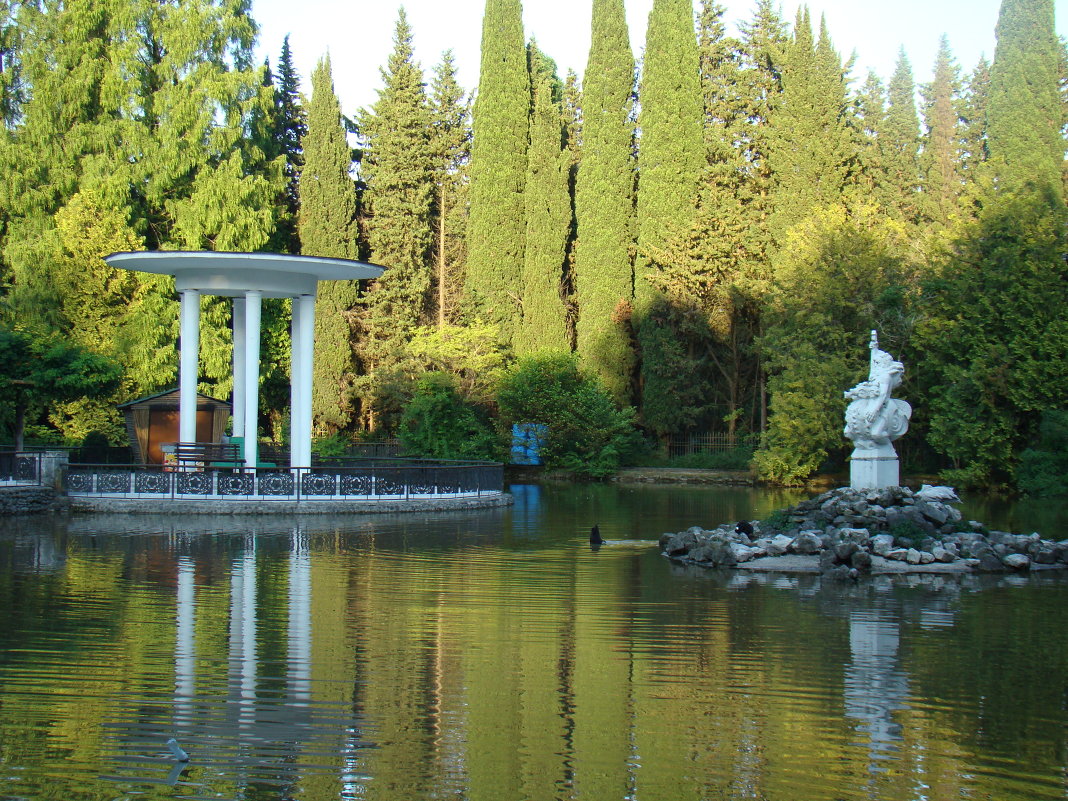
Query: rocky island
660 484 1068 577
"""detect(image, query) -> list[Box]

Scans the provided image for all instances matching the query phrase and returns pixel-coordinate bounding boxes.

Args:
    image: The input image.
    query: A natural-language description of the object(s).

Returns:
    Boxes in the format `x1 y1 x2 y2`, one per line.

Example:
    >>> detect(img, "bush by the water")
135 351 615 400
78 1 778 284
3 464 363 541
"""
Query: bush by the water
398 372 501 461
665 447 755 471
1016 410 1068 497
496 352 642 477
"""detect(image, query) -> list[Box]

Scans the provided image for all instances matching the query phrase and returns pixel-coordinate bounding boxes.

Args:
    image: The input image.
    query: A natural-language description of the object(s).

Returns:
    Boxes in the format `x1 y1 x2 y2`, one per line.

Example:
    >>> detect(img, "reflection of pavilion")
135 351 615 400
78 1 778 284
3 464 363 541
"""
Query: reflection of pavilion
162 528 368 792
844 611 910 766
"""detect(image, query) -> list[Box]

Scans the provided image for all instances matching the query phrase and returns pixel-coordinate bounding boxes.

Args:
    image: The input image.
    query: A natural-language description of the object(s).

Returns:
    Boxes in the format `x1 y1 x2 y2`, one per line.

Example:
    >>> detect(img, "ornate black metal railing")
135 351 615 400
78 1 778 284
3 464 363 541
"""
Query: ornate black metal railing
63 460 504 501
0 450 42 484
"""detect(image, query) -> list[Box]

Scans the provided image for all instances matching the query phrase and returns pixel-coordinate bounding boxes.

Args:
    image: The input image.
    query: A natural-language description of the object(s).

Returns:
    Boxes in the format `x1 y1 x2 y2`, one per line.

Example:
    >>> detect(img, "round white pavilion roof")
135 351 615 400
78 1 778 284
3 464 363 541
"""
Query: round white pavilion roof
105 251 385 299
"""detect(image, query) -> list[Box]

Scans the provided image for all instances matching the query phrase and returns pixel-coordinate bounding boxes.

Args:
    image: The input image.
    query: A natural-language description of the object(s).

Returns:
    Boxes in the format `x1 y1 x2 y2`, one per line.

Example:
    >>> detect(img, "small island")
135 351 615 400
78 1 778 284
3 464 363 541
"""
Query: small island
660 483 1068 577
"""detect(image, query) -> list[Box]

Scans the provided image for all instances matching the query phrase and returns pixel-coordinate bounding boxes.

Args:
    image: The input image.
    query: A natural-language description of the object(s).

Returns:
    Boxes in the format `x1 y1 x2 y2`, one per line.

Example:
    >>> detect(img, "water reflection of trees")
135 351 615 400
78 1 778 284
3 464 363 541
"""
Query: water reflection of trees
0 509 1066 800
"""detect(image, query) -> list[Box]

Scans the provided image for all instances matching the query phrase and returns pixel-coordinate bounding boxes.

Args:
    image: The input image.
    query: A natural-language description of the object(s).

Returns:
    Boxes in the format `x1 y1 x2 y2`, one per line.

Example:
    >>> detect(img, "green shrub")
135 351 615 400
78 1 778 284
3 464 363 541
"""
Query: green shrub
496 352 642 477
1016 410 1068 497
888 519 928 548
312 432 352 461
761 508 792 532
399 373 501 461
668 447 755 471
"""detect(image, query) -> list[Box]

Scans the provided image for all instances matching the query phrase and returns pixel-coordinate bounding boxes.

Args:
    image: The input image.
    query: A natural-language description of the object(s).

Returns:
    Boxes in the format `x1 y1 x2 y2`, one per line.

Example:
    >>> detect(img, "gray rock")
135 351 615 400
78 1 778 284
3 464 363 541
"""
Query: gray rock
931 545 957 563
871 534 895 557
767 534 793 556
790 532 823 555
851 550 873 573
730 543 756 563
834 541 859 563
977 552 1007 572
840 527 871 544
887 548 909 562
688 545 716 563
1003 553 1031 571
1033 546 1057 565
918 501 950 525
906 548 922 565
665 532 698 556
711 542 738 567
919 551 935 564
819 550 837 571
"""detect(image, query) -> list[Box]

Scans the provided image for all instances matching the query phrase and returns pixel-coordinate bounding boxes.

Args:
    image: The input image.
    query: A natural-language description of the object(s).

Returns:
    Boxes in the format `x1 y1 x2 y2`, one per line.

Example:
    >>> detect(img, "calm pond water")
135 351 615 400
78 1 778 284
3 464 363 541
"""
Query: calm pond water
1 482 1066 801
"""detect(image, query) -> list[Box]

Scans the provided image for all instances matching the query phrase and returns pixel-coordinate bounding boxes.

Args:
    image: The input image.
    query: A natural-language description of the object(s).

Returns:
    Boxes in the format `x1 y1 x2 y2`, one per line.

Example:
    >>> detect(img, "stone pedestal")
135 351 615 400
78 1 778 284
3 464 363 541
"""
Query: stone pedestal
850 445 899 490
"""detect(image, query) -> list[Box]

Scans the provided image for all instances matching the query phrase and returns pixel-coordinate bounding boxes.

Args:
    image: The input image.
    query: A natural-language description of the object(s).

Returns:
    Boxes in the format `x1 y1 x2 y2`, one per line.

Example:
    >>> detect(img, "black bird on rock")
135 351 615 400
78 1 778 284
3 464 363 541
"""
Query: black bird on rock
590 525 604 545
735 520 754 538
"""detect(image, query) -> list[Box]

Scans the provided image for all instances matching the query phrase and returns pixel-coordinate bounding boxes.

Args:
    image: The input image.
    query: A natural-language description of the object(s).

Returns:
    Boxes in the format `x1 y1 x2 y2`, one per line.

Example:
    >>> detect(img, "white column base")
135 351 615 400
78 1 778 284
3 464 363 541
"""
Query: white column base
850 445 900 490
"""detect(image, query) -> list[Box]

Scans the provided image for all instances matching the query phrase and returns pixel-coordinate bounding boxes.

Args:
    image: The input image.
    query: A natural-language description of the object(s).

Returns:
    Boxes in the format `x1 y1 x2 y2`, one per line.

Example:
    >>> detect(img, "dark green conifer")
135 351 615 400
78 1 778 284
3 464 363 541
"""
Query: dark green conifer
765 10 851 249
516 44 570 355
299 56 359 432
634 0 704 429
919 36 964 227
272 35 307 253
987 0 1063 204
465 0 529 339
429 51 471 327
573 0 636 402
355 12 439 431
359 10 435 332
635 0 703 308
851 71 888 197
882 50 922 222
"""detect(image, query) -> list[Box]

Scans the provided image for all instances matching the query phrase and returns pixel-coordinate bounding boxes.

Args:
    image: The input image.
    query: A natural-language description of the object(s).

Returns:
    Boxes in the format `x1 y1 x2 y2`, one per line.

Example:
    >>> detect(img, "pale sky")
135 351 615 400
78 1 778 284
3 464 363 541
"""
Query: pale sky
250 0 1067 117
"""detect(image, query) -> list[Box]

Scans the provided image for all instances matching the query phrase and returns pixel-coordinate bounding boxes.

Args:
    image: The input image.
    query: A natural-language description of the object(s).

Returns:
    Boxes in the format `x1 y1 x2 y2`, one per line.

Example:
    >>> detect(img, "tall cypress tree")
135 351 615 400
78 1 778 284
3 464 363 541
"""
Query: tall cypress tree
635 0 703 307
573 0 636 402
987 0 1063 204
634 0 704 430
299 56 359 433
515 44 570 355
465 0 528 339
765 11 851 249
882 50 922 222
920 36 963 227
429 50 471 328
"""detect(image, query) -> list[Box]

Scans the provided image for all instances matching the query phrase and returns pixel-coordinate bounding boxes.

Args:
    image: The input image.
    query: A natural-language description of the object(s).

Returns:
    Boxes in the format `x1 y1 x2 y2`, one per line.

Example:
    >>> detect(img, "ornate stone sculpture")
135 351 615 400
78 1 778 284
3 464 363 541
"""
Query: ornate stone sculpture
844 331 911 489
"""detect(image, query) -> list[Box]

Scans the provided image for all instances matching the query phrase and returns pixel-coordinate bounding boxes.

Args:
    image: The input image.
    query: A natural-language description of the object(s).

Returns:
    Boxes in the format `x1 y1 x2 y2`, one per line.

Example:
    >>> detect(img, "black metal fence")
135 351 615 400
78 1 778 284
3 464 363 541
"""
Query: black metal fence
666 433 759 458
64 461 503 501
0 450 41 484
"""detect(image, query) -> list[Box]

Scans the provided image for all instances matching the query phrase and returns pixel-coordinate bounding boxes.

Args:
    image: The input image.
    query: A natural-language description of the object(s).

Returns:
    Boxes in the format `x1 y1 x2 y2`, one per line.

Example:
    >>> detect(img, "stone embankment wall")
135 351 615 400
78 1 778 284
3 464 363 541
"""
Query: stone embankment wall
68 493 513 515
0 486 66 515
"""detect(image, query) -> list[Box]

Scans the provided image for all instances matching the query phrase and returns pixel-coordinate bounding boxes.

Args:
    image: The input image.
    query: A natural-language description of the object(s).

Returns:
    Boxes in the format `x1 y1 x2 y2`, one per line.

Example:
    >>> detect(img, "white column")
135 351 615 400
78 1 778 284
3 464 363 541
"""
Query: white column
232 298 246 437
294 293 315 469
243 290 262 469
287 526 311 703
175 556 196 723
179 289 201 444
289 298 302 468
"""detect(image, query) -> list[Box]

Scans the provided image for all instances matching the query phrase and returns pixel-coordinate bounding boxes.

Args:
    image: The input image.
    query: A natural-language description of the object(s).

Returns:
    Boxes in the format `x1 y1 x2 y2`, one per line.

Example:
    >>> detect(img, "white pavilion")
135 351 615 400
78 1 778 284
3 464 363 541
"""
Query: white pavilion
105 251 384 469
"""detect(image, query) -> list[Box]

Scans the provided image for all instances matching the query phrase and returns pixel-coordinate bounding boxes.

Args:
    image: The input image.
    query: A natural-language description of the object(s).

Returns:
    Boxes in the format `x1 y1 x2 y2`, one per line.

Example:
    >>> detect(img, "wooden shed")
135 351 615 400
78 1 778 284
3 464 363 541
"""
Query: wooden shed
118 389 231 464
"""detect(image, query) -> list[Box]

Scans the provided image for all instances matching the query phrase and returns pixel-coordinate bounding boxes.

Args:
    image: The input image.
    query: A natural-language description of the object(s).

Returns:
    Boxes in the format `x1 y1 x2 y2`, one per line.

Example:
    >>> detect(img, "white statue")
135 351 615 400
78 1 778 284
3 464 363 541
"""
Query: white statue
844 331 911 489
